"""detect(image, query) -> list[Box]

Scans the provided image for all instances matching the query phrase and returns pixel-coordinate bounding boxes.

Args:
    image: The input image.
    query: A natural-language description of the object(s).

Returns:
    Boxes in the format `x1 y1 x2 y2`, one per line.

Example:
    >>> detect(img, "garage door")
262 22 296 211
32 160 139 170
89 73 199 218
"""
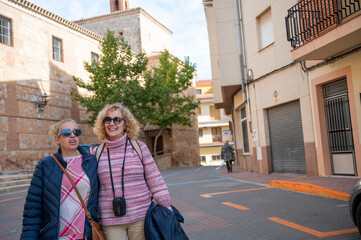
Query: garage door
268 101 306 174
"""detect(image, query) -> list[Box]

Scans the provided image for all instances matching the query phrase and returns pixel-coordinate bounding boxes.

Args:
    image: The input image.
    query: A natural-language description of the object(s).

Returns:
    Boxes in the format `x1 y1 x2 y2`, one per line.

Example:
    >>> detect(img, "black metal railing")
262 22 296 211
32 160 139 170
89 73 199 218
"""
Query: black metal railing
286 0 361 48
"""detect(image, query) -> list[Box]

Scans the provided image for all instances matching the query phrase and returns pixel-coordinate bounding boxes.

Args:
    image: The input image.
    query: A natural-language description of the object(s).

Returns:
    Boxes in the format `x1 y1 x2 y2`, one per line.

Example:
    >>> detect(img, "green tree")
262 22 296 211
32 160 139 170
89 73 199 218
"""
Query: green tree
72 30 148 125
73 31 199 160
142 50 199 158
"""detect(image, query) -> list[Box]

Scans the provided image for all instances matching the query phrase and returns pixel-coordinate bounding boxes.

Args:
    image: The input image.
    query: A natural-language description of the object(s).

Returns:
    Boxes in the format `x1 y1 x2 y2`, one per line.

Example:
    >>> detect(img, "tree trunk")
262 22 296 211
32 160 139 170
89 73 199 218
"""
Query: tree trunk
153 129 163 163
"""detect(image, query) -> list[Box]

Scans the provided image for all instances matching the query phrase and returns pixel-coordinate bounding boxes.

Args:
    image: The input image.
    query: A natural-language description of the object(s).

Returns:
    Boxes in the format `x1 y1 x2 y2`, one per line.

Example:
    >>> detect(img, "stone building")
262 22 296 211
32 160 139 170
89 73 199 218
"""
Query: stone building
203 0 361 177
0 0 199 171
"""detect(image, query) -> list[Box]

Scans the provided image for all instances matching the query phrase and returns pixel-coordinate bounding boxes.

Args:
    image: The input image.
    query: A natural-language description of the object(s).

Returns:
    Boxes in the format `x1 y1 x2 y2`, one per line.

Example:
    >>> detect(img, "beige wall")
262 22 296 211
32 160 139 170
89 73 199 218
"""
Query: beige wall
75 8 171 55
309 52 361 176
139 12 171 55
233 0 315 174
203 0 242 106
0 1 101 170
74 11 142 53
205 0 317 175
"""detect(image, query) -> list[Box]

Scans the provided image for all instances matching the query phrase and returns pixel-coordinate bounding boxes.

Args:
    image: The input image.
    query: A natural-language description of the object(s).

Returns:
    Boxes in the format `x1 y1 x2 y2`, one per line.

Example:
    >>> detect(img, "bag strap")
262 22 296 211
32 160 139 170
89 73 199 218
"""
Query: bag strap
95 143 105 161
128 139 154 198
129 139 143 161
51 155 93 222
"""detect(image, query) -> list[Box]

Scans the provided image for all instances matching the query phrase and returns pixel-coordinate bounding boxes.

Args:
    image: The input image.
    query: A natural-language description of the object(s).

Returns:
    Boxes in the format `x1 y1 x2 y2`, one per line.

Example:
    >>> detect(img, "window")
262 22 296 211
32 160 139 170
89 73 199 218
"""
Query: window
211 127 222 142
91 52 99 65
240 107 250 153
0 16 11 45
212 155 221 161
115 0 119 11
52 36 63 61
196 89 202 95
196 107 201 115
210 106 220 120
200 156 206 162
199 129 203 137
257 9 274 49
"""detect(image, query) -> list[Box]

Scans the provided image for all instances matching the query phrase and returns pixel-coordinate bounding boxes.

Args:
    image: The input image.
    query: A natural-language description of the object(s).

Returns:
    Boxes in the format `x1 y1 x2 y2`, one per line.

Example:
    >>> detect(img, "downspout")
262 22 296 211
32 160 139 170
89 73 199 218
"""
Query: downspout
236 0 251 128
234 0 251 168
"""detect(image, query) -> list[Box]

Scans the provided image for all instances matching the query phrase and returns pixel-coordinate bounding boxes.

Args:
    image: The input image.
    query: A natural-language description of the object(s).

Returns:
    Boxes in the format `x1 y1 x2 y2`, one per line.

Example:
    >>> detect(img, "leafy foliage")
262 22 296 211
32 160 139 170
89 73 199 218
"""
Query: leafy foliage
72 31 199 147
72 30 147 125
142 50 199 130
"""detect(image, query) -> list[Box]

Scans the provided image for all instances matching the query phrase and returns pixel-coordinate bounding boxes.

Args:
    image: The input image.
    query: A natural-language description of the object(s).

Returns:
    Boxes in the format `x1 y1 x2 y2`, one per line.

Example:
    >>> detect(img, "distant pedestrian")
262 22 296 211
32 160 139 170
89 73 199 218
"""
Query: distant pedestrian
21 119 99 239
221 140 234 173
93 103 171 240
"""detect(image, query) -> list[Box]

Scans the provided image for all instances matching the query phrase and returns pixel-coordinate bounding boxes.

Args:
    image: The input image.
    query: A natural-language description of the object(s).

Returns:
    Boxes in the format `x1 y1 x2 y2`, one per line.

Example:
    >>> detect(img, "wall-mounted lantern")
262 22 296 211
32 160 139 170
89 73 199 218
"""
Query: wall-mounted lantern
36 93 49 112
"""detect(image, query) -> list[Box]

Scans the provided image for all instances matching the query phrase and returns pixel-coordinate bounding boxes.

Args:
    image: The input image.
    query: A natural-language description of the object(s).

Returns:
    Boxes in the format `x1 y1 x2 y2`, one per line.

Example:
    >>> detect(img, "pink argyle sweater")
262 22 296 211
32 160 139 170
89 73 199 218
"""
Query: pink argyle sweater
97 133 171 226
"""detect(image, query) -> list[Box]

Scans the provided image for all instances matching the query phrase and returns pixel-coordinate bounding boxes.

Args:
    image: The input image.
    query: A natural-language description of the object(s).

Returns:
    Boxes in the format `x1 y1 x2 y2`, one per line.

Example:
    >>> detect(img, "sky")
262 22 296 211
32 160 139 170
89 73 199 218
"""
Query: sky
29 0 212 80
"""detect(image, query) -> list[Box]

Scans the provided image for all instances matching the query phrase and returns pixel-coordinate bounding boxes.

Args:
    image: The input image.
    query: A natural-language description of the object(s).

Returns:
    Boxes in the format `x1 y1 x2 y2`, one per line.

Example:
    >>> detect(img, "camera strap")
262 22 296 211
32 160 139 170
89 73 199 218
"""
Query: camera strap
107 138 128 198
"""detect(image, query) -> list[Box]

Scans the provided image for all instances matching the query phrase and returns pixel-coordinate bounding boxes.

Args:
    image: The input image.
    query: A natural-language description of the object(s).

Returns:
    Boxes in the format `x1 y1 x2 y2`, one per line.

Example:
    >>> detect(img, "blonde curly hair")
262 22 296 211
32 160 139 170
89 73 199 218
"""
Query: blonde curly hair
93 103 140 141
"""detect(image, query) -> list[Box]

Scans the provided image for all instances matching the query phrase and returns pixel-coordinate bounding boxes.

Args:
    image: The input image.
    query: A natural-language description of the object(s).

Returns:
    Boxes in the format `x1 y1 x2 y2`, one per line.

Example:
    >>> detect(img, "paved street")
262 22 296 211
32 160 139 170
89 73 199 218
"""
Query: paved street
0 166 360 239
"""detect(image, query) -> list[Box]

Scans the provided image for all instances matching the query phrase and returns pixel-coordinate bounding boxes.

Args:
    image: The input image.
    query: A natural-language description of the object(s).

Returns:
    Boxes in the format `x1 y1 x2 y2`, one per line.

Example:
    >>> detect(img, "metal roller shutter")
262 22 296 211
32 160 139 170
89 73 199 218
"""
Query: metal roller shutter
268 100 306 174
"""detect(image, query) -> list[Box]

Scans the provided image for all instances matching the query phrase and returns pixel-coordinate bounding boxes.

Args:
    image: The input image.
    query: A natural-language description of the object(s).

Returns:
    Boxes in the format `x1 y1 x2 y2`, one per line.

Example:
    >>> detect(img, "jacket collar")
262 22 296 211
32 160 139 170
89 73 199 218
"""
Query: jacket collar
53 146 92 166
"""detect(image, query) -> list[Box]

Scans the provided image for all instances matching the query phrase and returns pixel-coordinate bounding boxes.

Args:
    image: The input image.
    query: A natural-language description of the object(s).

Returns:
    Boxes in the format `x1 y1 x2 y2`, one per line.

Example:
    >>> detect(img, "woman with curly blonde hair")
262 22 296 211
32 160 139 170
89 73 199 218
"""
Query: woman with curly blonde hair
93 103 171 240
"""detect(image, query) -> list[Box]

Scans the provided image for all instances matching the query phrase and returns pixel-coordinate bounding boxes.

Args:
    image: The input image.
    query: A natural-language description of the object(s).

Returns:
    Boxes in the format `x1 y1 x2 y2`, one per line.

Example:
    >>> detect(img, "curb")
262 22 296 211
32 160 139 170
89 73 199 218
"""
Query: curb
269 180 350 200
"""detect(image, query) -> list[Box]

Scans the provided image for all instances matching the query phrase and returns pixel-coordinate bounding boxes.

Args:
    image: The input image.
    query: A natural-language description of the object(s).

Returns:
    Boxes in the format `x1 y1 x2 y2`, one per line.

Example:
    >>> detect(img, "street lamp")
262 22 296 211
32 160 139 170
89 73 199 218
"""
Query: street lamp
36 93 49 112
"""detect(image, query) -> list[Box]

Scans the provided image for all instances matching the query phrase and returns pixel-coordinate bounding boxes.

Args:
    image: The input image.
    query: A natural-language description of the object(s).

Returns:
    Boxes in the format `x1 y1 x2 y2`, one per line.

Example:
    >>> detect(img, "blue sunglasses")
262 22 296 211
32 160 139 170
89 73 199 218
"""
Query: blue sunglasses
58 128 82 137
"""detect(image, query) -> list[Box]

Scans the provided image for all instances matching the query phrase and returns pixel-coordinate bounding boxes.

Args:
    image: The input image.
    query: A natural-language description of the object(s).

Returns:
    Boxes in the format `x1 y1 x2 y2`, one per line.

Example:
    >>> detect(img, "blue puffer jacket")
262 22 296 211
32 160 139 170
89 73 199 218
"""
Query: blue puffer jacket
21 146 99 240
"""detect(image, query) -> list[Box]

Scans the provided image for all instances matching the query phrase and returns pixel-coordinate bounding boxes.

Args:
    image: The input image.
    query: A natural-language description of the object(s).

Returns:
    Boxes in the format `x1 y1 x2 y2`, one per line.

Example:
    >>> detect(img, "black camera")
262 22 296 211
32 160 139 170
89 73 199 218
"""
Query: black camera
113 197 126 217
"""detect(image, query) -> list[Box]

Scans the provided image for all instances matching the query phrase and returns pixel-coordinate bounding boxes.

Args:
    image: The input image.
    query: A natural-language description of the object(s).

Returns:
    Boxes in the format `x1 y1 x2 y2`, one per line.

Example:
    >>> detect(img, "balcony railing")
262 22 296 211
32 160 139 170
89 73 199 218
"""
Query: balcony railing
286 0 361 49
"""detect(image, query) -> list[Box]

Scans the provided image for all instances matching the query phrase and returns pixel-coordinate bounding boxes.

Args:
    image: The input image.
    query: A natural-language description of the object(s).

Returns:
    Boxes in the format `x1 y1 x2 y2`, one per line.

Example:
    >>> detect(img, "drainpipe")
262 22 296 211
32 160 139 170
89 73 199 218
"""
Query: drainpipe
235 0 251 129
234 0 252 169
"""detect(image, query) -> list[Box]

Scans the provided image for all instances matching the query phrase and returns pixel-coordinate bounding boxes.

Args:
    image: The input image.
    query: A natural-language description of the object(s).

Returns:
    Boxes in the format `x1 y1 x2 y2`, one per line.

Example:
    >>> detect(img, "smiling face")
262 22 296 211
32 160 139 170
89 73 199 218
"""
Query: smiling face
54 121 80 156
104 109 126 141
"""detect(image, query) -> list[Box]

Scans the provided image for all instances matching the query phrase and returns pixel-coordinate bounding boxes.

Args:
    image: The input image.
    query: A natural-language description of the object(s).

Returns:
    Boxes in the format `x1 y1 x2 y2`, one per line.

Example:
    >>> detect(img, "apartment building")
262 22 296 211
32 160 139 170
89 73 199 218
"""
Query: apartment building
203 0 361 176
196 79 233 166
286 0 361 176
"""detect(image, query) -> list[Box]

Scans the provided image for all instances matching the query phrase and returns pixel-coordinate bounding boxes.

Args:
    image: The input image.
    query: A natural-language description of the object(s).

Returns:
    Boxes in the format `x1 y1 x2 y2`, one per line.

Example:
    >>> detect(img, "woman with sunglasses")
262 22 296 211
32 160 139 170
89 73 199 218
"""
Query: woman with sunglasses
21 119 99 240
93 103 171 240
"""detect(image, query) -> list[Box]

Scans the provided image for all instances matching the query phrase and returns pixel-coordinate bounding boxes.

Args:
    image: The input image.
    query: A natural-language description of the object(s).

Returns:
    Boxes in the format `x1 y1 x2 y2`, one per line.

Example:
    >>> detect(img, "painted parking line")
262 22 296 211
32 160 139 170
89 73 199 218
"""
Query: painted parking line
200 187 269 198
167 177 230 186
162 171 180 179
209 167 220 177
0 196 23 203
269 217 358 237
165 167 230 186
222 202 249 210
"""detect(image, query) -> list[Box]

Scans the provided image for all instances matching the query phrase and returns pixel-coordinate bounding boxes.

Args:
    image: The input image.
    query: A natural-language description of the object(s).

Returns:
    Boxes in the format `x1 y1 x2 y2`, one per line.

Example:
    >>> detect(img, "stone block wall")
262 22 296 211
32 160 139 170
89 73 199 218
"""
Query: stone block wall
0 1 101 171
